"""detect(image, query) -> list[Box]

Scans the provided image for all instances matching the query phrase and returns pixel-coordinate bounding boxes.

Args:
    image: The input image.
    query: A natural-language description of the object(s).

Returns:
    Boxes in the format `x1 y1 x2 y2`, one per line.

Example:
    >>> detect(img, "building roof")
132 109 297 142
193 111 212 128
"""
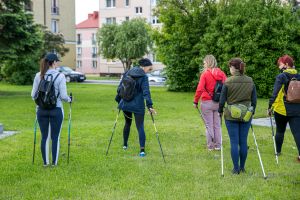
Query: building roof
76 11 99 29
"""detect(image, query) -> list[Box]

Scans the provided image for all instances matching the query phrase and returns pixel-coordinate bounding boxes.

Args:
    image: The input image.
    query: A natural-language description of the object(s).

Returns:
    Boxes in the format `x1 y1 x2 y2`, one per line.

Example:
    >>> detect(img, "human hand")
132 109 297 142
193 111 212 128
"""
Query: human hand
193 103 198 108
149 108 157 115
267 108 273 116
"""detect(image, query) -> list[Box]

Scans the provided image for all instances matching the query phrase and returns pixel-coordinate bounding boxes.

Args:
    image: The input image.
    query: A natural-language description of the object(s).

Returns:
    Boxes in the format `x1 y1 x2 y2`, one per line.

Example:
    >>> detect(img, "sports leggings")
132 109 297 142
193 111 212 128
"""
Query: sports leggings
37 107 63 165
274 112 300 156
123 111 145 148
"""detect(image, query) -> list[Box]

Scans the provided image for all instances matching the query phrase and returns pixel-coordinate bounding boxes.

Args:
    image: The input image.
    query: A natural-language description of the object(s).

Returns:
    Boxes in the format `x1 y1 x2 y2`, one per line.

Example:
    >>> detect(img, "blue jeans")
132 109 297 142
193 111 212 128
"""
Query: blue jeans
225 119 251 170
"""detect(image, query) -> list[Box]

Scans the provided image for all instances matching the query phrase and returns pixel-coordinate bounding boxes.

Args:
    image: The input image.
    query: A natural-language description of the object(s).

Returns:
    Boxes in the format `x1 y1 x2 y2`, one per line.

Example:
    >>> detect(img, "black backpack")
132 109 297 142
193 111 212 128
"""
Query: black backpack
119 74 137 101
34 73 60 109
212 80 223 102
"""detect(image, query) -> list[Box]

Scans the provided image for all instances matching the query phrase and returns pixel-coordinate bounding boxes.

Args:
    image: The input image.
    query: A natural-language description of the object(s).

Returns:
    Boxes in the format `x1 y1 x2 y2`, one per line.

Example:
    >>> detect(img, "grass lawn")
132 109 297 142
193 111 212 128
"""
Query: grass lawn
0 83 299 200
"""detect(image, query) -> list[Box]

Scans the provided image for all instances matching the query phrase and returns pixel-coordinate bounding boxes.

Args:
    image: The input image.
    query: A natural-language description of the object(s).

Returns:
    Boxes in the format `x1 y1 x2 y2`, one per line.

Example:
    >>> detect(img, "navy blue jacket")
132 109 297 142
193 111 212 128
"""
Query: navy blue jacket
115 67 153 114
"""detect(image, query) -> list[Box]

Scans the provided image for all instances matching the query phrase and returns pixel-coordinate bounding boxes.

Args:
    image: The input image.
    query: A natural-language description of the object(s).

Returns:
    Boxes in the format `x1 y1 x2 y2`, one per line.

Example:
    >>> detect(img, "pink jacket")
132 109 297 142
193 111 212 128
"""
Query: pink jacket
194 68 227 103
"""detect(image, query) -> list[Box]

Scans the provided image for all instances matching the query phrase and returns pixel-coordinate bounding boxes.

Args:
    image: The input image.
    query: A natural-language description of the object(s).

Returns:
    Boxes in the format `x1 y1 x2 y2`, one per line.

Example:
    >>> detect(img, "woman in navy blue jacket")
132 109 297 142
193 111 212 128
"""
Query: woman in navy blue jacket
115 58 156 157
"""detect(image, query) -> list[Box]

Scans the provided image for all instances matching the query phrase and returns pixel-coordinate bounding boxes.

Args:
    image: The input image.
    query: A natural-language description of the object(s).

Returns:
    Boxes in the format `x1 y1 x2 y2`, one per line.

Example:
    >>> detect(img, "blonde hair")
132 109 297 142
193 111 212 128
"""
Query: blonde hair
203 55 217 69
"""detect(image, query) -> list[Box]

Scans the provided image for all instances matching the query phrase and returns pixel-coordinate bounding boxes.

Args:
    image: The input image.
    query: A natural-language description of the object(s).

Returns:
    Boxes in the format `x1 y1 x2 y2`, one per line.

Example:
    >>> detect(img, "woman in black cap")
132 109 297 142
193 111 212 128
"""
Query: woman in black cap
31 53 72 166
115 58 156 157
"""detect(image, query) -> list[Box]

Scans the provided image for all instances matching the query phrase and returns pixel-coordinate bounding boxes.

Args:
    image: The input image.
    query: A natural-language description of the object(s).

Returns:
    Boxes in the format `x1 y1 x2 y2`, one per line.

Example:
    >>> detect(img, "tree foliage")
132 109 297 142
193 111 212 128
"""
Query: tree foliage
97 18 152 71
154 0 300 96
0 0 69 84
41 26 69 57
0 0 43 84
153 0 217 91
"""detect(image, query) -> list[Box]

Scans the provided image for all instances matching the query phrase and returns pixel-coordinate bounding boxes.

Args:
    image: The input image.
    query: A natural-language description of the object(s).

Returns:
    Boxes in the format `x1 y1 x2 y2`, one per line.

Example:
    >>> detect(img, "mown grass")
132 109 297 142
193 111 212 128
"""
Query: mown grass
0 83 299 200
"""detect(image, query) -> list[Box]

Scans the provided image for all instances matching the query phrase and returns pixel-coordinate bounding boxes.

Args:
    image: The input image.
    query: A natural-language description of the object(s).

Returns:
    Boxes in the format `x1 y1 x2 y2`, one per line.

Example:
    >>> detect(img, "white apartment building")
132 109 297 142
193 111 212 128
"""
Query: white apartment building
98 0 164 76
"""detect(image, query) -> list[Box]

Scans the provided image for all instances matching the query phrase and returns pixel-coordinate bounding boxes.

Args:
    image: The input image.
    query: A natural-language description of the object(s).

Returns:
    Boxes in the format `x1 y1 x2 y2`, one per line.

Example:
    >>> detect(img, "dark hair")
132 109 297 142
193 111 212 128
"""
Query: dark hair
40 58 54 79
280 55 294 68
228 58 245 74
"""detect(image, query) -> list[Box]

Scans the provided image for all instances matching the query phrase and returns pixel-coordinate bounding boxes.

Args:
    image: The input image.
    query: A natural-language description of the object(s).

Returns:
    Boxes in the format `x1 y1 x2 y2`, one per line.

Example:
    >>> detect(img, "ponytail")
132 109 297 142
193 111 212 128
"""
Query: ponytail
40 59 54 79
228 58 245 75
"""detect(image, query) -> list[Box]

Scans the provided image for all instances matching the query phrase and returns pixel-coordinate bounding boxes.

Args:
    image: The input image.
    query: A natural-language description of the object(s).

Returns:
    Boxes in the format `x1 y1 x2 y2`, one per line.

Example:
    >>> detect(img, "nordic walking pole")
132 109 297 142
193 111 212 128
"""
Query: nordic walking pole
269 112 279 164
106 109 121 156
67 92 72 164
149 110 166 163
32 117 38 164
250 125 267 179
220 114 224 177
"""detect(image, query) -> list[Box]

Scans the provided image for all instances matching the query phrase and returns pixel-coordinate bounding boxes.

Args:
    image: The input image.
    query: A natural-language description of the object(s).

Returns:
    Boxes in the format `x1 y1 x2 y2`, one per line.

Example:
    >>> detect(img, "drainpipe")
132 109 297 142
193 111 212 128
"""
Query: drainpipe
43 0 46 25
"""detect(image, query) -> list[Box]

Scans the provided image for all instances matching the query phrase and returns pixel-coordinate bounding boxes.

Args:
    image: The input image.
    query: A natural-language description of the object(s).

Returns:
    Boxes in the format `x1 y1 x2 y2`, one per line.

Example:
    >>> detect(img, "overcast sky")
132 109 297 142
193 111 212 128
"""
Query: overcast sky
75 0 99 24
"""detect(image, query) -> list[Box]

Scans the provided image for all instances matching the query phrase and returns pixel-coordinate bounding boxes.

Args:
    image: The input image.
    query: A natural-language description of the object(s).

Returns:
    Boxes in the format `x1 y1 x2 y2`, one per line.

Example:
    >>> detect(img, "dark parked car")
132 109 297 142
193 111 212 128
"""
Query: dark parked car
56 66 86 82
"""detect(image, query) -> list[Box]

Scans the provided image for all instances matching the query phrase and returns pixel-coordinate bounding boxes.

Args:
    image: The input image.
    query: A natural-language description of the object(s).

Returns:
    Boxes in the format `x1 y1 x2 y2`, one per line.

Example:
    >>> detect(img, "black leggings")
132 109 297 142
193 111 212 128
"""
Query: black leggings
123 111 145 148
274 112 300 155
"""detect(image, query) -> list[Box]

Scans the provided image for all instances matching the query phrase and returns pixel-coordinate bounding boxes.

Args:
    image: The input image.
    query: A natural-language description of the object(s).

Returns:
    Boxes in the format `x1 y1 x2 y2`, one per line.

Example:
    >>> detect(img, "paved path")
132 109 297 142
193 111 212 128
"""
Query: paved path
0 131 18 140
252 117 289 129
82 80 166 87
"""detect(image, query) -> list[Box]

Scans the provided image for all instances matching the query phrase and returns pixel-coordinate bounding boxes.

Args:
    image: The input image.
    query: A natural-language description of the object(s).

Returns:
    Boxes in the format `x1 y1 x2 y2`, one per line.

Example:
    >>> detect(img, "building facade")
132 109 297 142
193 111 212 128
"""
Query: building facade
26 0 76 68
97 0 164 75
76 11 101 74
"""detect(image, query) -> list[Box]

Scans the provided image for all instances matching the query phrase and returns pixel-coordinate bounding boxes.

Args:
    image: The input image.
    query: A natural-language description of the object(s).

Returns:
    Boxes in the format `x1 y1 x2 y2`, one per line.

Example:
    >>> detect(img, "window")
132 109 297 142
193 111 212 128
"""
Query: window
77 34 81 45
135 7 142 14
24 1 33 12
92 61 98 68
125 16 129 21
51 0 59 14
51 19 59 33
92 47 97 58
76 61 82 68
106 17 116 24
77 47 82 57
106 0 116 8
125 0 130 6
152 16 160 24
91 33 97 45
151 0 157 6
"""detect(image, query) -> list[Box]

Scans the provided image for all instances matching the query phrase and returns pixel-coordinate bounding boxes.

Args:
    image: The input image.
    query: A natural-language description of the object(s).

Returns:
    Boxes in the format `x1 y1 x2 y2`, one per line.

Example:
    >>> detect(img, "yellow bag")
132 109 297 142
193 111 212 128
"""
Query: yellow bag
228 104 253 122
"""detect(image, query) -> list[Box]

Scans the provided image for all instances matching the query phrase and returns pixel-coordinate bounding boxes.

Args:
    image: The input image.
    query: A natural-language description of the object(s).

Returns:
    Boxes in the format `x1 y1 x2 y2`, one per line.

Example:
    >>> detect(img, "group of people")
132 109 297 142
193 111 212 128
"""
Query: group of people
31 53 300 174
193 54 300 174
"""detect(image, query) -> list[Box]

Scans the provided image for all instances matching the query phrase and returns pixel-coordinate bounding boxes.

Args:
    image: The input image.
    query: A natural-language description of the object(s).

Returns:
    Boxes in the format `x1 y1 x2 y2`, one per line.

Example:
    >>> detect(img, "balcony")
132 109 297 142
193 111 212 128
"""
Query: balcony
51 7 59 15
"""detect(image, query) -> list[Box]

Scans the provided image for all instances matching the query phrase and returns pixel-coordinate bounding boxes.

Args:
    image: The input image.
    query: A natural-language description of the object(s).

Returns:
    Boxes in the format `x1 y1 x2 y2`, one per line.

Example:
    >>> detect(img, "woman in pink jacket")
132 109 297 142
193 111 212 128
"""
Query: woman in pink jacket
193 55 227 151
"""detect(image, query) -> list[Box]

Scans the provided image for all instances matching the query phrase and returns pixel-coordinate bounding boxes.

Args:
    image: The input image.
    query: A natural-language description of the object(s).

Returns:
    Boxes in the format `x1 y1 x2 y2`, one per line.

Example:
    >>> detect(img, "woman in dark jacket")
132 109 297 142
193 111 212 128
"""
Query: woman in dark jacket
268 55 300 162
115 58 156 157
218 58 257 174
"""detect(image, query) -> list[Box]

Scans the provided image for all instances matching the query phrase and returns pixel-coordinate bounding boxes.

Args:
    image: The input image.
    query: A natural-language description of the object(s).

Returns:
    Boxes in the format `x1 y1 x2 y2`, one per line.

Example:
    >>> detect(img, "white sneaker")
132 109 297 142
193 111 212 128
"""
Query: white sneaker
215 147 221 151
123 146 128 150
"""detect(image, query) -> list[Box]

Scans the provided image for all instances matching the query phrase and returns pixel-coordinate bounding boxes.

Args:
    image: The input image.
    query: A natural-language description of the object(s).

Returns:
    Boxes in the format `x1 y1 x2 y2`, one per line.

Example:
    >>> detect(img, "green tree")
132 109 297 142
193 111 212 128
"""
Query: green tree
41 26 69 57
0 0 43 84
198 0 300 97
97 18 152 71
153 0 217 91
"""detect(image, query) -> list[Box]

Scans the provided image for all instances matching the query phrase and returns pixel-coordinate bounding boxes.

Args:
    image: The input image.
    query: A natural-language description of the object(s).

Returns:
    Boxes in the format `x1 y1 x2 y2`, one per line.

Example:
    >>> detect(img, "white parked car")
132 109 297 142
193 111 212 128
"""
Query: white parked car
146 73 166 83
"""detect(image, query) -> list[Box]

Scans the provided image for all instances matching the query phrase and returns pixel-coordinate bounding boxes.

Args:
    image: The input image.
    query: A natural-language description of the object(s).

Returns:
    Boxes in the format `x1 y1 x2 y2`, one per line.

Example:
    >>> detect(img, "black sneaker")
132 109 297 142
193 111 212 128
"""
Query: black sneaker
232 168 240 174
240 168 246 173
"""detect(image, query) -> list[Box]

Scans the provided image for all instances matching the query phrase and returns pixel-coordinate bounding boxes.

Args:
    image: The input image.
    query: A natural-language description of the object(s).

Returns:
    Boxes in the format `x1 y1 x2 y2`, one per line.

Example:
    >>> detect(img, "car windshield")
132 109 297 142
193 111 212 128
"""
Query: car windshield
61 67 73 72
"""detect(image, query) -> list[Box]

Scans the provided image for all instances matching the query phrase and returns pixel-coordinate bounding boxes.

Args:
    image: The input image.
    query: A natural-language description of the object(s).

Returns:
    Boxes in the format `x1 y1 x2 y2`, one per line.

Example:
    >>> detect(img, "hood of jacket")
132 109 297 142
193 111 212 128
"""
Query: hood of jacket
210 68 226 80
127 67 145 78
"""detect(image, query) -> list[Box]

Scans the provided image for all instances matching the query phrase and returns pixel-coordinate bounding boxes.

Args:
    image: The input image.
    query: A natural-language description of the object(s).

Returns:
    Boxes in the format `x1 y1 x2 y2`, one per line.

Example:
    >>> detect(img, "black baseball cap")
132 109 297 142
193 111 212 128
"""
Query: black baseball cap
138 58 152 67
45 53 60 62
